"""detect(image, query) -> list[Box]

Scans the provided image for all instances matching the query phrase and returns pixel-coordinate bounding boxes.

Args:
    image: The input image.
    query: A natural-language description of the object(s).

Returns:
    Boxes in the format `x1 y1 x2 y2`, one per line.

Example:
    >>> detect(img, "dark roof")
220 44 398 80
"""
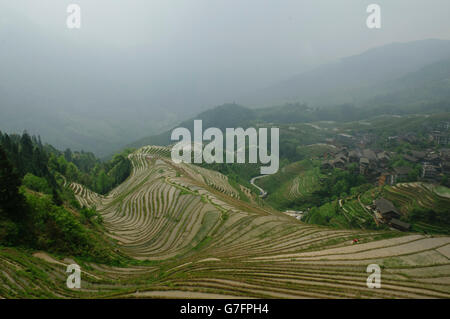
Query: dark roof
333 158 346 165
360 157 370 165
394 166 412 175
363 149 377 161
427 154 440 160
411 151 426 159
377 151 390 160
348 150 360 158
336 153 348 160
403 155 418 163
321 160 334 167
375 198 400 216
423 165 439 172
390 218 411 230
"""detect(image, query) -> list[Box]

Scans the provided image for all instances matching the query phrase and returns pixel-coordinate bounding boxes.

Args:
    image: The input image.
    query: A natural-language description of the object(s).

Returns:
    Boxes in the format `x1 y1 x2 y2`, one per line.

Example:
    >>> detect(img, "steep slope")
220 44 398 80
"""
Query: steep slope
1 146 450 298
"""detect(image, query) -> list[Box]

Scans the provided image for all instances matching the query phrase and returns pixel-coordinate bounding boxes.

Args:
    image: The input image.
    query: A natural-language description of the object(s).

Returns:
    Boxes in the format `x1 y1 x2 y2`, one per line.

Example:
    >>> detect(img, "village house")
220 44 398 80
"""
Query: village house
321 160 334 170
422 164 440 181
432 131 450 145
410 150 426 161
401 133 419 144
441 149 450 175
359 157 370 175
425 152 441 166
441 149 450 159
379 171 396 186
363 149 377 162
374 198 401 221
393 166 412 181
376 151 391 167
403 154 419 163
437 122 450 130
333 158 346 169
348 150 361 163
442 162 450 175
390 218 411 231
373 198 411 231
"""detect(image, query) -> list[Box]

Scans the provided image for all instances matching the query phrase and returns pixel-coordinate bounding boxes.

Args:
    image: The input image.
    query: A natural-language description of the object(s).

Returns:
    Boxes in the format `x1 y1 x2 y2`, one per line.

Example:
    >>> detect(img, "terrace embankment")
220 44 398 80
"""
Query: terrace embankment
1 146 449 299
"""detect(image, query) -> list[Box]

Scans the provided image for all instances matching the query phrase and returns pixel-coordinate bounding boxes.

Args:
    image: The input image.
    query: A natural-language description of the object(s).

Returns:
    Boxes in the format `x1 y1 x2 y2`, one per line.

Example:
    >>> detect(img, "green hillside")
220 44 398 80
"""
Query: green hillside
2 145 449 298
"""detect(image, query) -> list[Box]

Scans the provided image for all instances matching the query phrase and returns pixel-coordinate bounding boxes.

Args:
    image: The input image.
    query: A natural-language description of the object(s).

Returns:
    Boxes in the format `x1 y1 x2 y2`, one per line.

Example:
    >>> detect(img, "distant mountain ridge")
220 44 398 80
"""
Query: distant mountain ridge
127 50 450 151
240 39 450 107
2 35 450 156
126 103 255 149
366 56 450 105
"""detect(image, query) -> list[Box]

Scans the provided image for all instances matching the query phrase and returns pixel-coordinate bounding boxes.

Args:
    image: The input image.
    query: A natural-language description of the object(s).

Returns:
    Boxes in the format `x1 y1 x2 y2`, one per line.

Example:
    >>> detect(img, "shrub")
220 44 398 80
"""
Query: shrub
22 173 52 194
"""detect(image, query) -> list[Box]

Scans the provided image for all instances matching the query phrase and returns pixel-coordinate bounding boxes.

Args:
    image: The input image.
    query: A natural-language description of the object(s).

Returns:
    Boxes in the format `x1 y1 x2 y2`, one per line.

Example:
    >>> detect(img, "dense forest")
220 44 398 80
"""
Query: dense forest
0 131 132 264
0 131 133 195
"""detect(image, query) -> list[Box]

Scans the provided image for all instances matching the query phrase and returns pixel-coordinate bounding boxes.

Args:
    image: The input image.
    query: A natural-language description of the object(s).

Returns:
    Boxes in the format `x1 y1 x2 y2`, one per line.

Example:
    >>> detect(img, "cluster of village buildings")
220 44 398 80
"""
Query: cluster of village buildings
322 147 450 185
321 124 450 186
285 198 412 232
284 122 450 232
315 125 450 231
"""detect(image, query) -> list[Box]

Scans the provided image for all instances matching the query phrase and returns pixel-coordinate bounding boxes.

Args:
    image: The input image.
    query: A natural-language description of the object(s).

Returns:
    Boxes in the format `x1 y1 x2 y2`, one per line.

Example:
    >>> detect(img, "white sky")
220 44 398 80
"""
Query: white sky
2 0 450 111
5 1 450 81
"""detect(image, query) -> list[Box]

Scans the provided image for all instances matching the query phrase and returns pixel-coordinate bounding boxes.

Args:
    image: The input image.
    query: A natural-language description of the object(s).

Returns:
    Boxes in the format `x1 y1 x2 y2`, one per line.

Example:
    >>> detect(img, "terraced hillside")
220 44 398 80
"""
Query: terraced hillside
255 159 322 210
382 182 450 234
1 146 450 298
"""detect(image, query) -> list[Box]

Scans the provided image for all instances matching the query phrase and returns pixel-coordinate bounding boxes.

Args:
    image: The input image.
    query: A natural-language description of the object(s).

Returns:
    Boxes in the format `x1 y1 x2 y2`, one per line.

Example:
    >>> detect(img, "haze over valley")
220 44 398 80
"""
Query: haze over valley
2 1 450 155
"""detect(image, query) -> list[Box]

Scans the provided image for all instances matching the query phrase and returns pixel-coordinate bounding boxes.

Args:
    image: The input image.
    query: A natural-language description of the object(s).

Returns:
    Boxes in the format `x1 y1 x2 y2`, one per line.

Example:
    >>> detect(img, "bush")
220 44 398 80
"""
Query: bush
0 217 20 245
23 192 110 261
22 173 52 194
408 206 449 225
80 206 103 225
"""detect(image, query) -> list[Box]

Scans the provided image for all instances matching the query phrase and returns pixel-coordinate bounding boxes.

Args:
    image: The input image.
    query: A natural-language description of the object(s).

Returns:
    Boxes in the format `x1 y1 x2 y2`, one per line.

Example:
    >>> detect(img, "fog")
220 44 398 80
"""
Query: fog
1 0 450 154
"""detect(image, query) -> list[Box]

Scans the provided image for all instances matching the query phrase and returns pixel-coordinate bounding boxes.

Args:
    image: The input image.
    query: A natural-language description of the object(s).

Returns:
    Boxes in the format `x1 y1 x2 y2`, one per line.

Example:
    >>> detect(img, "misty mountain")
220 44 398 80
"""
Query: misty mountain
252 56 450 123
126 103 256 149
365 56 450 107
0 6 206 156
241 39 450 107
128 54 450 151
2 6 450 159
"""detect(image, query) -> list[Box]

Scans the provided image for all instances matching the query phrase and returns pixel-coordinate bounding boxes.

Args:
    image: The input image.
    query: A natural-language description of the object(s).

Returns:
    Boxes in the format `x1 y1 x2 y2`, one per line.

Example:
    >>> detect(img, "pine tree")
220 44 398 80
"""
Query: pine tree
0 146 27 220
19 132 34 175
64 148 73 162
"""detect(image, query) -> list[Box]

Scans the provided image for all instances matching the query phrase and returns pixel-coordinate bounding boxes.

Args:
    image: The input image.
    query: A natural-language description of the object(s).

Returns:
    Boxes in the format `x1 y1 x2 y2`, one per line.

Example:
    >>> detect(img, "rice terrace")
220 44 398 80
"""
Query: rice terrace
1 146 449 299
2 1 450 307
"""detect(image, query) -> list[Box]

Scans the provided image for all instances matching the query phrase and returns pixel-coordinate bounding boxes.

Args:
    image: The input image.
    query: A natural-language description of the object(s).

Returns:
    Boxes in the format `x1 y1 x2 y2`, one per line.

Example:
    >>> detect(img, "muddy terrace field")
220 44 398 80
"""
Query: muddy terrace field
1 146 450 298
